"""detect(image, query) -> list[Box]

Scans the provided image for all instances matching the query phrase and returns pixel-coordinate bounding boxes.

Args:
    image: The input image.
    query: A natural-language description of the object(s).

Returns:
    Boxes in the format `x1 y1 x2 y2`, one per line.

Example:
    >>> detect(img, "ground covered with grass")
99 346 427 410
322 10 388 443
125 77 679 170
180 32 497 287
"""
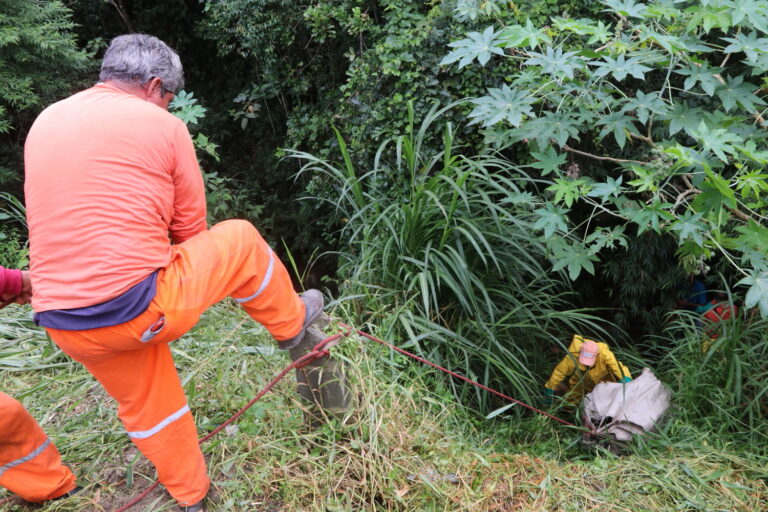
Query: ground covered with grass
1 302 766 511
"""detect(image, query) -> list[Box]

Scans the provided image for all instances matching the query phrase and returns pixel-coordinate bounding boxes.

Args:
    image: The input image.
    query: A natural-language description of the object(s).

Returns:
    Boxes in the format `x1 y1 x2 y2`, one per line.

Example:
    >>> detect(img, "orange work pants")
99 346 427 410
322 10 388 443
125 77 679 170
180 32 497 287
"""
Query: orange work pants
46 220 305 506
0 392 77 502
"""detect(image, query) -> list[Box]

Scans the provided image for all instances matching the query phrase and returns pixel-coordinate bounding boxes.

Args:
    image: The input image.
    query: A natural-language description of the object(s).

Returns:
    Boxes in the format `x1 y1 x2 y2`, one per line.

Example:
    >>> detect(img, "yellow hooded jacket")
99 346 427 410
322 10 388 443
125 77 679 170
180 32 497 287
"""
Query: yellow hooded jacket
544 335 631 402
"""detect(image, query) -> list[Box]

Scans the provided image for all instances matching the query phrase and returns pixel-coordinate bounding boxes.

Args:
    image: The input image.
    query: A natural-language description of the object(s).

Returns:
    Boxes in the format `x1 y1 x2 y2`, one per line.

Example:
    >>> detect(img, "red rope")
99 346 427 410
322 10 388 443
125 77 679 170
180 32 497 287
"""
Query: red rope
113 332 350 512
114 324 583 511
339 323 585 431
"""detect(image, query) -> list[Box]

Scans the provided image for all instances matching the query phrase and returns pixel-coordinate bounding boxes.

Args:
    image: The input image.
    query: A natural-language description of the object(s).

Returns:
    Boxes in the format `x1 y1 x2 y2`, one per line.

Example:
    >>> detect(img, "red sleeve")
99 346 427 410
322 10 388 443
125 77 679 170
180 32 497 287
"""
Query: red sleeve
169 122 207 244
0 266 22 296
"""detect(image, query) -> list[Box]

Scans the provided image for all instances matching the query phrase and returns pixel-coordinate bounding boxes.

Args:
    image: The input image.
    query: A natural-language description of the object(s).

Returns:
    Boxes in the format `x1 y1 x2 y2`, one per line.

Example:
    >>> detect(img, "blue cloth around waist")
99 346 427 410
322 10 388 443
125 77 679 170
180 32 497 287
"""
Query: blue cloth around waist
35 271 158 330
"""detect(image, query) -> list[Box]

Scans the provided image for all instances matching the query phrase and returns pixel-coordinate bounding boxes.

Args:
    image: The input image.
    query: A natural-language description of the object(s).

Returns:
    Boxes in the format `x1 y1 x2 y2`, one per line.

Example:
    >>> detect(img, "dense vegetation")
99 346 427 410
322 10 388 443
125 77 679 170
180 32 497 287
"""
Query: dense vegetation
0 2 766 508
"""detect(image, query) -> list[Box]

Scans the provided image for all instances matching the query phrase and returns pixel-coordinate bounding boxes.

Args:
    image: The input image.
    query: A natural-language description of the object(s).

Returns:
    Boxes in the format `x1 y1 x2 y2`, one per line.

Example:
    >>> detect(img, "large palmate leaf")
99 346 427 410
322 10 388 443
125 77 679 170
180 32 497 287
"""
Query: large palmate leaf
468 85 535 127
728 0 768 32
722 31 768 61
524 46 585 80
596 112 639 148
625 199 674 235
692 121 742 162
439 26 505 68
546 178 589 208
691 172 738 212
602 0 650 19
587 176 624 202
669 211 708 247
525 111 580 147
715 75 766 112
550 239 599 280
499 18 551 49
622 90 669 124
533 203 569 238
738 269 768 316
591 54 652 81
674 63 724 96
530 146 566 175
661 102 705 137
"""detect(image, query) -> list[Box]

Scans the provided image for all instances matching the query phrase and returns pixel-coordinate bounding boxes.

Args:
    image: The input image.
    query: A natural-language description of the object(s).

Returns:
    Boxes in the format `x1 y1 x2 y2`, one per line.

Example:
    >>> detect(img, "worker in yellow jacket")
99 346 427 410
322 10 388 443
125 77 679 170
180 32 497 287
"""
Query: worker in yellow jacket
544 335 631 404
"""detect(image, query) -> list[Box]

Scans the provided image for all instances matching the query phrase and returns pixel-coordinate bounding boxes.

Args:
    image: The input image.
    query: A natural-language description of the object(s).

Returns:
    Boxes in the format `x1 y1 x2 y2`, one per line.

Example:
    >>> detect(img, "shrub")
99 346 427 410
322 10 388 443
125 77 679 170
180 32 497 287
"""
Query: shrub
289 104 608 411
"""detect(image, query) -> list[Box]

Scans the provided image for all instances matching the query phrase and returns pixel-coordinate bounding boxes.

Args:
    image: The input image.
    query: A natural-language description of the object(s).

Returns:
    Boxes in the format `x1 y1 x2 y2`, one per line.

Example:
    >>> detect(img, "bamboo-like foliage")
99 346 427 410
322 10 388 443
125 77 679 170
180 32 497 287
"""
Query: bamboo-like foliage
290 104 607 410
652 293 768 438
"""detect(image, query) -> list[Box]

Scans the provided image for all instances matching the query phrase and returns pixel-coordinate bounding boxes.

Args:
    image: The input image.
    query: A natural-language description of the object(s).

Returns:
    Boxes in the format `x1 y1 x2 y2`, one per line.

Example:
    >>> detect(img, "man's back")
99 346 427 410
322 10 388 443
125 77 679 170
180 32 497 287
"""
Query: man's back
25 83 205 312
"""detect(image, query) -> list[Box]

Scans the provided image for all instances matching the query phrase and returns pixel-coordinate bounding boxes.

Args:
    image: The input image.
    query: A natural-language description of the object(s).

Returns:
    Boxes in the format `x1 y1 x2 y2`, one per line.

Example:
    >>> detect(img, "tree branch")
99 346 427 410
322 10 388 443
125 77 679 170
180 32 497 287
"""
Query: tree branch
109 0 134 32
562 145 648 165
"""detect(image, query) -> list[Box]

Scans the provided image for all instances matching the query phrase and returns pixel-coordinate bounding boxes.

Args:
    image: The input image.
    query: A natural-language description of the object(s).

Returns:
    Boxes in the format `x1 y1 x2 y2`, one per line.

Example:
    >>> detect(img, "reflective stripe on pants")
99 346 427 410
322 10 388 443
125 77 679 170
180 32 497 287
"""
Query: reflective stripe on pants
45 219 305 506
0 393 77 502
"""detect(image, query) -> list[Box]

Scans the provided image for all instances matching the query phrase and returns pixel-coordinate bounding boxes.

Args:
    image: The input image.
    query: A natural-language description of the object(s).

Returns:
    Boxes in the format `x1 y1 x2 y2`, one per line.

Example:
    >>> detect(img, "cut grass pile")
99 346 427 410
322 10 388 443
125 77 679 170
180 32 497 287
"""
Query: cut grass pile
1 302 766 511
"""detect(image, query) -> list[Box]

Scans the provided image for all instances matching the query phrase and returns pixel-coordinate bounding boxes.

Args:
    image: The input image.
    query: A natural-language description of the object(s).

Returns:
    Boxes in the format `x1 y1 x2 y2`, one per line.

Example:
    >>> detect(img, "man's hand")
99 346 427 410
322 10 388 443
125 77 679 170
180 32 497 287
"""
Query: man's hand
0 271 32 309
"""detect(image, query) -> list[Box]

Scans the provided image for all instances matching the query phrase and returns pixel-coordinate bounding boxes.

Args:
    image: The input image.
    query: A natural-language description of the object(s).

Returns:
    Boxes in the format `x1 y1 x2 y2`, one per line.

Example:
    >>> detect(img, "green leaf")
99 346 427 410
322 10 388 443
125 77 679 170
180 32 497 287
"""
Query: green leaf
591 54 652 81
587 176 624 202
587 21 613 44
686 4 732 33
626 199 674 234
499 18 551 50
691 172 738 212
551 17 596 35
727 0 768 32
722 31 768 61
468 85 536 127
596 112 639 148
524 47 585 80
602 0 649 19
737 140 768 164
170 91 207 125
627 164 658 192
692 121 742 162
737 269 768 317
715 75 766 112
440 26 505 68
675 63 724 96
669 211 707 246
530 146 566 175
734 220 768 256
735 167 768 199
660 102 704 137
585 225 628 252
550 240 599 280
622 90 669 124
526 111 581 147
546 178 589 207
533 204 569 238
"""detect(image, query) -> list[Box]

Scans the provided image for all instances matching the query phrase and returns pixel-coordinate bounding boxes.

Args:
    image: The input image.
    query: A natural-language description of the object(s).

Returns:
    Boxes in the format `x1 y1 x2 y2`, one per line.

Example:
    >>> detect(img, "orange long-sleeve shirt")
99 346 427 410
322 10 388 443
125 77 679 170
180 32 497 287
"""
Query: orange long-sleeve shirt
24 83 206 311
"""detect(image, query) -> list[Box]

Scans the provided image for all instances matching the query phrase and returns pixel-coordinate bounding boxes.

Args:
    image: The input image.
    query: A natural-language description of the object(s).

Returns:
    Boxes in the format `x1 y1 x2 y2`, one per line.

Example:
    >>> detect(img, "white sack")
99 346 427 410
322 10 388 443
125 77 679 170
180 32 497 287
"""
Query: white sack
582 368 671 442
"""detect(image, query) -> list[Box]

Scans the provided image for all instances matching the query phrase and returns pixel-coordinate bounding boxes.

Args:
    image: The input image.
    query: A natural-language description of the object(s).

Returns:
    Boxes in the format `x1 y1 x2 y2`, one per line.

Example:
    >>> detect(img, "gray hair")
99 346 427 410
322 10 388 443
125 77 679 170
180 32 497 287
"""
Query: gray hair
99 34 184 93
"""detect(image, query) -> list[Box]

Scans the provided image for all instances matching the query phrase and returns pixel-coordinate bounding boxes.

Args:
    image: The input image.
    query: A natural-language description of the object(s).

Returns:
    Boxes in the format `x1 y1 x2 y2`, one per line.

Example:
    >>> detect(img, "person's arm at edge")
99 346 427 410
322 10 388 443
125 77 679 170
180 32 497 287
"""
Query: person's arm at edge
0 268 32 309
169 121 207 244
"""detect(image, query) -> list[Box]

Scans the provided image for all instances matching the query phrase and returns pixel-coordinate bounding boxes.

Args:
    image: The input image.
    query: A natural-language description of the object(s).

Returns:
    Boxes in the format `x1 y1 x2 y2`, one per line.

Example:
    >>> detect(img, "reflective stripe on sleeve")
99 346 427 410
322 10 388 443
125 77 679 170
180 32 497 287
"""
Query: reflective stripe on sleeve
234 249 275 304
0 438 51 478
126 404 190 439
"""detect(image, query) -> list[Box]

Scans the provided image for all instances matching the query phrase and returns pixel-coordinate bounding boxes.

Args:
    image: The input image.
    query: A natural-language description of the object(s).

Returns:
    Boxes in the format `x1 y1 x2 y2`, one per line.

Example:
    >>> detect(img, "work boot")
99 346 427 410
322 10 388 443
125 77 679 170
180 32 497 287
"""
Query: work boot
289 324 352 425
50 486 83 502
278 289 325 350
180 502 204 512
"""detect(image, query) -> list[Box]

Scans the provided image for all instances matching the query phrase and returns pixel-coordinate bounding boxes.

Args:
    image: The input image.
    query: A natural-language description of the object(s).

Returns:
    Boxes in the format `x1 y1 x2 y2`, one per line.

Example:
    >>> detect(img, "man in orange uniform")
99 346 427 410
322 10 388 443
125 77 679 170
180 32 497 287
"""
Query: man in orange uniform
24 35 322 511
1 266 79 503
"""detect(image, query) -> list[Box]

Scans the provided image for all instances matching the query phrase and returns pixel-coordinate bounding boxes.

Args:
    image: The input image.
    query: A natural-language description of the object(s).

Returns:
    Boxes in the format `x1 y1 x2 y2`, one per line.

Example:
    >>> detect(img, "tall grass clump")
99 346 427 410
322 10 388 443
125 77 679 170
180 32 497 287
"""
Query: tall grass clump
289 104 605 413
650 293 768 447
